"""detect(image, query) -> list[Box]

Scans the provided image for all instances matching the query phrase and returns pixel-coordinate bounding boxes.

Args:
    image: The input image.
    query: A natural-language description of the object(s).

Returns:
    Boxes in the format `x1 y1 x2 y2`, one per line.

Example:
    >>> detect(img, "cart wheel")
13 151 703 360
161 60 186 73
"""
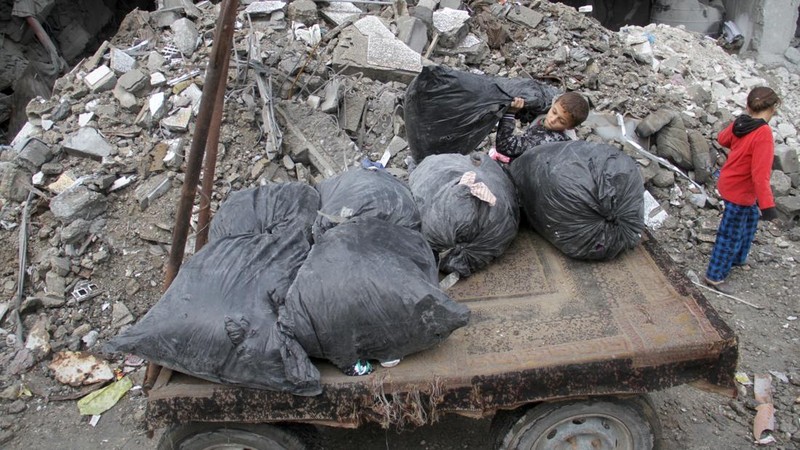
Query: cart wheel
157 422 309 450
491 396 662 450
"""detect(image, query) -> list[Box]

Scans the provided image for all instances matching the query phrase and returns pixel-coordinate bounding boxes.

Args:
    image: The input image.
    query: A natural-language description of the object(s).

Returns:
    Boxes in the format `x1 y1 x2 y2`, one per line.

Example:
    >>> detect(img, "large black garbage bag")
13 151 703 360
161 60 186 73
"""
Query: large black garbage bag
209 183 320 243
409 153 520 276
509 140 645 260
105 231 321 395
313 168 420 241
280 218 470 370
404 65 559 162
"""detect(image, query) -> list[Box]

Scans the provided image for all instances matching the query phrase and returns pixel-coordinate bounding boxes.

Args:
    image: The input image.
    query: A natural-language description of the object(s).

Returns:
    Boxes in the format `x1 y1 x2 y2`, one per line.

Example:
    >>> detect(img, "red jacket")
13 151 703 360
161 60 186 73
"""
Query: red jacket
716 121 775 209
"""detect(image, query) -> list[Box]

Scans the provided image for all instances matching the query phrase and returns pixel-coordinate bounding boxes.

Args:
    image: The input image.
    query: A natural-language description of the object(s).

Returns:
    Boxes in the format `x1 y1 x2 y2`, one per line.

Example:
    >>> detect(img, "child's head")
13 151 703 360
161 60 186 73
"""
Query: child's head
543 92 589 131
746 87 780 116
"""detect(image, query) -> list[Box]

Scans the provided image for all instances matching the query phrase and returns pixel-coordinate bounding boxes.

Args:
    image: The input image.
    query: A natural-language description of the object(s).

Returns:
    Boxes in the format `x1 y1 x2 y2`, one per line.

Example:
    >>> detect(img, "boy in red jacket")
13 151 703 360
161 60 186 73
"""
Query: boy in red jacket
705 86 781 294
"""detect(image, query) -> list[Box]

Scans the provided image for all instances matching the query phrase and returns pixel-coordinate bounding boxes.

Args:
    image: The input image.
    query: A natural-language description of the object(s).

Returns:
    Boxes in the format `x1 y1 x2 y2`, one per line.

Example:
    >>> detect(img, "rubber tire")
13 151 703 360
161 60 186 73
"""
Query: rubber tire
157 422 308 450
491 396 663 450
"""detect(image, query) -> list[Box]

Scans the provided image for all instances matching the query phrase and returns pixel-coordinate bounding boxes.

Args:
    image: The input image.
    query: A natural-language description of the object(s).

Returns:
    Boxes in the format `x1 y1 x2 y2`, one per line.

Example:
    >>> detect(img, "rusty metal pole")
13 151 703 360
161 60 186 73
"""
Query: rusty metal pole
163 0 239 289
145 0 240 391
194 48 231 251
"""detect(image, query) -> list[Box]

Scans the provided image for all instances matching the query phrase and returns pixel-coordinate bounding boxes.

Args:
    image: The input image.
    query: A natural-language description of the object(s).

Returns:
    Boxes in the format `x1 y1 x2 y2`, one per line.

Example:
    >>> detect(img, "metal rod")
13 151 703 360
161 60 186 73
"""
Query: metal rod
195 47 232 251
146 0 240 392
164 0 239 290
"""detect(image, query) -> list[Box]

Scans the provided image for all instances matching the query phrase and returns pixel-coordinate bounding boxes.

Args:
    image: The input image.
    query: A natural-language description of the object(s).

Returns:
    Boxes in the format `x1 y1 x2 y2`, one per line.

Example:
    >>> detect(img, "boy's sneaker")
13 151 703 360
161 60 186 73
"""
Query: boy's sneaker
380 359 401 368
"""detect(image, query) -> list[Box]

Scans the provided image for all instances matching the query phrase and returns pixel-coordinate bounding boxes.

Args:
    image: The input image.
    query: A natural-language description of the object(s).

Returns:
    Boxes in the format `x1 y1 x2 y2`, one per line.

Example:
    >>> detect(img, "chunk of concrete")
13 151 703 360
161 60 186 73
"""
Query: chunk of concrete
320 79 342 113
113 85 138 109
505 5 544 29
149 92 167 119
162 107 192 131
785 46 800 65
276 101 359 179
117 69 148 94
110 48 136 73
433 8 470 49
436 33 489 64
412 0 438 26
332 16 422 83
150 71 167 87
171 18 199 56
50 186 108 223
773 144 799 174
287 0 318 25
397 16 428 54
771 170 792 197
385 136 408 157
63 127 113 160
15 138 53 173
0 162 32 203
321 2 362 26
83 65 116 93
61 218 91 245
134 173 172 210
245 1 286 15
775 195 800 219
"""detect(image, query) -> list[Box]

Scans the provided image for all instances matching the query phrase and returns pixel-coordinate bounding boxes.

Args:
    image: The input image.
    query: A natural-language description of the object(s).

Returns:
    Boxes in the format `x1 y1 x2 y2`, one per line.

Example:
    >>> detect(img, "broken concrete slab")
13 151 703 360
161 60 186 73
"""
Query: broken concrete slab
149 92 167 119
332 16 422 84
505 5 544 29
63 127 114 160
83 65 117 93
161 107 192 131
110 48 136 73
771 170 792 197
287 0 318 25
342 93 367 133
436 33 489 64
433 8 470 49
321 2 362 26
397 16 428 55
14 138 53 173
385 135 408 157
134 173 172 210
150 71 167 87
440 0 461 9
775 195 800 219
24 315 51 360
50 186 108 223
245 1 286 15
117 69 148 94
412 0 438 26
0 162 32 203
171 18 199 56
276 101 359 179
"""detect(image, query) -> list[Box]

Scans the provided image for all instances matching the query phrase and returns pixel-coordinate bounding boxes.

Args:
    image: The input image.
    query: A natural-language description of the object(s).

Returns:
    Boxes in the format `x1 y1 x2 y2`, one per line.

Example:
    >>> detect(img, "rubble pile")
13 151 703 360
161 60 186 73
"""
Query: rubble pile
0 0 798 443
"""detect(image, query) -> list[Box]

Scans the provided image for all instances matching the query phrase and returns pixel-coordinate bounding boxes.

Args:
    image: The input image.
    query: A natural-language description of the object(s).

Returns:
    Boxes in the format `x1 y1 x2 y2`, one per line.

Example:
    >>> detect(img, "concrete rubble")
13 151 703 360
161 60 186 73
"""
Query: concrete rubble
0 1 798 444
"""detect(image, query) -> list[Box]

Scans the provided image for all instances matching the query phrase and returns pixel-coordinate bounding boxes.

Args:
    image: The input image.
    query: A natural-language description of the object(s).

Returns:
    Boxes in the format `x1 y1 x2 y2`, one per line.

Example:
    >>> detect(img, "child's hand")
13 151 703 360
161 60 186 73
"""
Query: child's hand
507 97 524 113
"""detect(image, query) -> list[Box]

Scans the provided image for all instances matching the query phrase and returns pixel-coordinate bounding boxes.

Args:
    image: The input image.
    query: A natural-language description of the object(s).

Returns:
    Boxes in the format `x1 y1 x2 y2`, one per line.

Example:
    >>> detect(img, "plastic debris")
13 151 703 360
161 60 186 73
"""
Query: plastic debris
734 372 752 386
77 376 133 416
768 370 789 383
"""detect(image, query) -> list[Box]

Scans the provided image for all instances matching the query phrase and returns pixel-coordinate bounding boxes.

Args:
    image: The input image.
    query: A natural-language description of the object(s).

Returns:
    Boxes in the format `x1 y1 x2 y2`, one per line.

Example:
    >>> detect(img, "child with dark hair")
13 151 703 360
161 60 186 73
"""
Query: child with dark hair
491 91 590 162
704 86 781 294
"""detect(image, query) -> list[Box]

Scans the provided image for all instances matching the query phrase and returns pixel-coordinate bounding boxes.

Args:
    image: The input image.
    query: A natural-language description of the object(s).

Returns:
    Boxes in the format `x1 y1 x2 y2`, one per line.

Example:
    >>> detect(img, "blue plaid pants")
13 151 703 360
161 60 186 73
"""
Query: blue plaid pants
706 201 759 282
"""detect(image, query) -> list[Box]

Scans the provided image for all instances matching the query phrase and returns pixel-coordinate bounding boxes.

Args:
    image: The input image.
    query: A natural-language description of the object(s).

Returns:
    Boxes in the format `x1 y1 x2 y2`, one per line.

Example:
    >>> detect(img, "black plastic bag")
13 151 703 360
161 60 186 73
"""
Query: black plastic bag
209 183 320 243
409 153 520 276
313 168 420 241
404 65 559 162
509 140 644 260
280 218 470 370
105 231 321 395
